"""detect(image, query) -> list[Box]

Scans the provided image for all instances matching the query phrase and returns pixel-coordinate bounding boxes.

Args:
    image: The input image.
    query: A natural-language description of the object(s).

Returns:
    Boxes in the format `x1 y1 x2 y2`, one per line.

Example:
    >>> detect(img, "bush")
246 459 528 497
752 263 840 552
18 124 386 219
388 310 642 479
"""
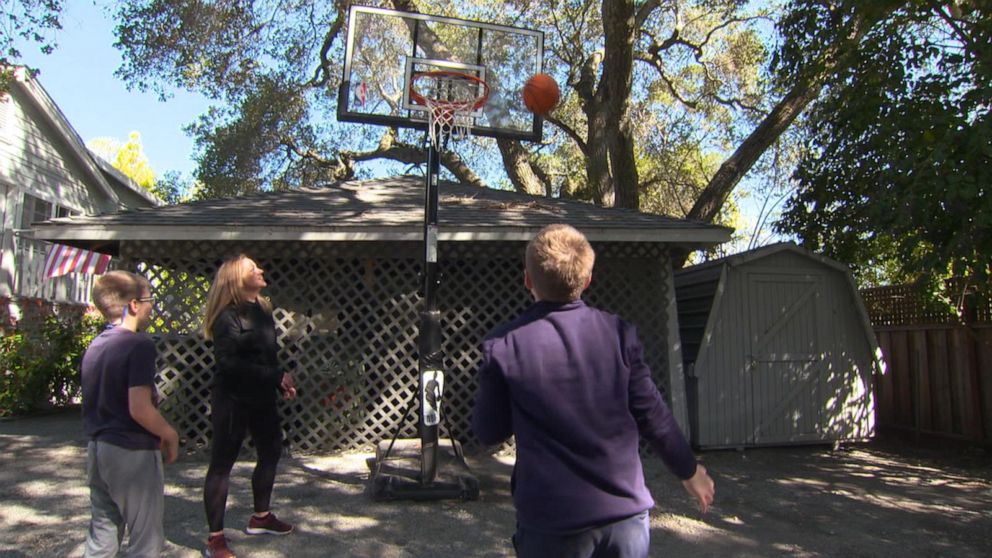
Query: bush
0 313 103 416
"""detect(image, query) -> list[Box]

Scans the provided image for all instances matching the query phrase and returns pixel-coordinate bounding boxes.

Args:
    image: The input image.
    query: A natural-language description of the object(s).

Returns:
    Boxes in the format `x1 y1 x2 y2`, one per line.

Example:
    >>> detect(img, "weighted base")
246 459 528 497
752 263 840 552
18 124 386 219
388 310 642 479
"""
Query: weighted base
367 438 480 501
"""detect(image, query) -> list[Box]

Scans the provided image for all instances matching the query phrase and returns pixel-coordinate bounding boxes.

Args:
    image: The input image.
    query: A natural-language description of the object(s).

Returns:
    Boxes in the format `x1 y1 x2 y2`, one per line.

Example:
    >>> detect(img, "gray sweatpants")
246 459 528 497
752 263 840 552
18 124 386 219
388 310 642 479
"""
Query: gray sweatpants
85 441 164 557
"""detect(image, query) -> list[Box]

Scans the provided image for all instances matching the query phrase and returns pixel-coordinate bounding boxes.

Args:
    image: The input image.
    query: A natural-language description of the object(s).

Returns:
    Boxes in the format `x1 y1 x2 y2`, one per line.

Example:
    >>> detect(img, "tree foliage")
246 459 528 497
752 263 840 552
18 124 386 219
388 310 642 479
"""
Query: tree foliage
775 0 992 288
109 0 792 225
0 0 64 91
88 132 158 191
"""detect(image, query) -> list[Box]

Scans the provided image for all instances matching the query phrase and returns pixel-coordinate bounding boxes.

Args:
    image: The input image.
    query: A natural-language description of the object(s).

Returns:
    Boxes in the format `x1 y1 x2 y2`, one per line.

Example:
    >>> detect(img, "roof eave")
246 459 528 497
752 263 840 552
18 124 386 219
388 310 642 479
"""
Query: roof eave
33 224 732 247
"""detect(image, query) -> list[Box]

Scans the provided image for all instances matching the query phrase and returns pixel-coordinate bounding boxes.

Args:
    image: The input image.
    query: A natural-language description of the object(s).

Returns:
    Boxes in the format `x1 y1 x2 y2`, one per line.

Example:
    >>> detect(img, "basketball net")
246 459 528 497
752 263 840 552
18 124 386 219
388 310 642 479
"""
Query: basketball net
410 71 490 149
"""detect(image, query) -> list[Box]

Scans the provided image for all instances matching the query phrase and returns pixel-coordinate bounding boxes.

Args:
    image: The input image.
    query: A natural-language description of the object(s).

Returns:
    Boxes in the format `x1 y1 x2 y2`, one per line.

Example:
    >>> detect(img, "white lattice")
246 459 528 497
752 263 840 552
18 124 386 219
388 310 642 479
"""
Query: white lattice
122 240 672 454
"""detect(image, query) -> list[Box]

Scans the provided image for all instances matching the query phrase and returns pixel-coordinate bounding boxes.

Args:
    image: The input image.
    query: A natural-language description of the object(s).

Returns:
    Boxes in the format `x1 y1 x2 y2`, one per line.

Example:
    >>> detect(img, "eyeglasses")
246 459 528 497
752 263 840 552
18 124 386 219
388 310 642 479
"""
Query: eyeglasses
136 296 156 303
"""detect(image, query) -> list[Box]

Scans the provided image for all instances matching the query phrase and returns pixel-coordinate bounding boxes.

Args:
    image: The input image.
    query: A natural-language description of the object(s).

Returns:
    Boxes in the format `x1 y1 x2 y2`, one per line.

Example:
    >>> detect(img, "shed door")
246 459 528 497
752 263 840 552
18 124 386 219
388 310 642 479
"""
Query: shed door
746 272 829 444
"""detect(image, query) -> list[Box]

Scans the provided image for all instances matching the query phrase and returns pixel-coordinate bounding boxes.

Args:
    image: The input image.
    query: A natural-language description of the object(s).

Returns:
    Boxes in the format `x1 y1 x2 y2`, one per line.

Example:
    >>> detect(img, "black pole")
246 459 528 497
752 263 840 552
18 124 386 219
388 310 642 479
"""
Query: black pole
419 140 442 483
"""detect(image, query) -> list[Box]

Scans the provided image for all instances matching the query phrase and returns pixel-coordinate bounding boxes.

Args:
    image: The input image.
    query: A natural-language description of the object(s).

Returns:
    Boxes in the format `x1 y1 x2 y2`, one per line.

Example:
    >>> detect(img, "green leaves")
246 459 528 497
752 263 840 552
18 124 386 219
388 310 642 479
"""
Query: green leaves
0 0 64 92
776 1 992 288
0 313 101 417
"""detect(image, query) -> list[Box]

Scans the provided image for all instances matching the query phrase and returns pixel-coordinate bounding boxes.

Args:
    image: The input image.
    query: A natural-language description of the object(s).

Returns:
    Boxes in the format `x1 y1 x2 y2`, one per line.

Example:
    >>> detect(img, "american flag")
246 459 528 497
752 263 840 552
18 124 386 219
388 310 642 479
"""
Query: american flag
43 243 112 278
356 81 368 107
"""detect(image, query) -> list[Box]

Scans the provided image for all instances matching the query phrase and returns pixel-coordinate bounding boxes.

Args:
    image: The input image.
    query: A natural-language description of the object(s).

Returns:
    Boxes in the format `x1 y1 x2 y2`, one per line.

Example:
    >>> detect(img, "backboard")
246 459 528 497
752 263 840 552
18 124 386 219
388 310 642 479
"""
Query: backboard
338 5 545 142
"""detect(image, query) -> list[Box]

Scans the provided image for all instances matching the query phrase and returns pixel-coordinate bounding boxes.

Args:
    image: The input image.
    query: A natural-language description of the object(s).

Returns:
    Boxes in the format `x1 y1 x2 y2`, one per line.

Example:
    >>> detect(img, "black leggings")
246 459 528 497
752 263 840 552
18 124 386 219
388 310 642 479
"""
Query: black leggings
203 388 283 532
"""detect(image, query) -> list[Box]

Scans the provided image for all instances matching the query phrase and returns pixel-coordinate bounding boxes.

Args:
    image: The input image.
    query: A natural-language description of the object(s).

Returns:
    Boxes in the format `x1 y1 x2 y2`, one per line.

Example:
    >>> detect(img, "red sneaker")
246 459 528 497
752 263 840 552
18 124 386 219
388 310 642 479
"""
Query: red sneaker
246 512 294 536
205 534 236 558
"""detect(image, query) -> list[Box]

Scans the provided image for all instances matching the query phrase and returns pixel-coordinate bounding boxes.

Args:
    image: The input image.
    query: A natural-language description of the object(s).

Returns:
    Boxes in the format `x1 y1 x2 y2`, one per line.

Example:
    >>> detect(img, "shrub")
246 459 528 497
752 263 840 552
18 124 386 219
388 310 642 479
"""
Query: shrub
0 313 103 416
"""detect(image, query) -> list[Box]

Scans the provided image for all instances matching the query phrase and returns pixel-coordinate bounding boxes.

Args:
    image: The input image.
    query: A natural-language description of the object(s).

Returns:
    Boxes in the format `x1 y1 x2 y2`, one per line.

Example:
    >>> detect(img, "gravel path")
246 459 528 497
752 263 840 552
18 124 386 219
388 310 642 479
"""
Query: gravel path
2 411 991 557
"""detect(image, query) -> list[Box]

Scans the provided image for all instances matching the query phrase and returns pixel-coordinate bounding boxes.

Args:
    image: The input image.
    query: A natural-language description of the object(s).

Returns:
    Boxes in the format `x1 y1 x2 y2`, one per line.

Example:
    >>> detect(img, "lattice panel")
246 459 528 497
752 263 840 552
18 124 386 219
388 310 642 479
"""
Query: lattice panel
861 278 992 326
120 240 672 455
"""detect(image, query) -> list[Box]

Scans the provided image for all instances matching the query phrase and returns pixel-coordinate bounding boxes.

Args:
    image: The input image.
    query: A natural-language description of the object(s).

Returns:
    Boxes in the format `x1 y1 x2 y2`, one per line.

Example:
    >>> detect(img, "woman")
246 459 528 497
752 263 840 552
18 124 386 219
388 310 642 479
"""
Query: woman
201 255 297 558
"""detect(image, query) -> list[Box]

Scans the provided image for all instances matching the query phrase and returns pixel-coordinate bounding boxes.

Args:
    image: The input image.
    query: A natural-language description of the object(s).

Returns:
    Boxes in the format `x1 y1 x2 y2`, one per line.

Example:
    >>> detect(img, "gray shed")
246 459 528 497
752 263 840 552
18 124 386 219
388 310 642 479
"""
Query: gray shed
674 243 881 449
34 176 731 453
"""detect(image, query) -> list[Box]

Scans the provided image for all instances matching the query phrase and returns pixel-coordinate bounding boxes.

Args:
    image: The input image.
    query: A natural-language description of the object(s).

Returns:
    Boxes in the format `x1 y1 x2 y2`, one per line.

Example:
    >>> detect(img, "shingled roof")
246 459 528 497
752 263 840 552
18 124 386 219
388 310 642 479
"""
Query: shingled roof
32 176 731 251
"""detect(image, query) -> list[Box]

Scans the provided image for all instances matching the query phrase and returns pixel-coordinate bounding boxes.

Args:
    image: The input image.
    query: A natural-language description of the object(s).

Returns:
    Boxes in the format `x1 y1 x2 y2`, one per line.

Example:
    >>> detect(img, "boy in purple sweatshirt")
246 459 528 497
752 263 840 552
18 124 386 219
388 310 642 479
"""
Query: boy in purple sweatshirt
472 224 714 558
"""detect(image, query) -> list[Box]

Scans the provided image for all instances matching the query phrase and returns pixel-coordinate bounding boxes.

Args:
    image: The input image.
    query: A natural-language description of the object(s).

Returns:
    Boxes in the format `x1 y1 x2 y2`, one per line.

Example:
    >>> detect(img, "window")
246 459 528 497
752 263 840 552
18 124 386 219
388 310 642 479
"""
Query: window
20 194 53 227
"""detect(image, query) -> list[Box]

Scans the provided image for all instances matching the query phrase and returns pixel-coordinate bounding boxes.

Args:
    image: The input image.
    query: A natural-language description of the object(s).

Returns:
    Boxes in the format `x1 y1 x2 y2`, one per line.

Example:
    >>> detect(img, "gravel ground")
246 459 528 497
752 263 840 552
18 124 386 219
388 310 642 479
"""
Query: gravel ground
2 410 991 557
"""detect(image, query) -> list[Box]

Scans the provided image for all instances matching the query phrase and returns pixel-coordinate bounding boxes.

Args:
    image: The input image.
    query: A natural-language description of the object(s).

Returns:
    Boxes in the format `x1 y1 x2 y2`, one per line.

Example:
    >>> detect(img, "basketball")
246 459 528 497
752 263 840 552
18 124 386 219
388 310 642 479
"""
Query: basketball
523 73 560 115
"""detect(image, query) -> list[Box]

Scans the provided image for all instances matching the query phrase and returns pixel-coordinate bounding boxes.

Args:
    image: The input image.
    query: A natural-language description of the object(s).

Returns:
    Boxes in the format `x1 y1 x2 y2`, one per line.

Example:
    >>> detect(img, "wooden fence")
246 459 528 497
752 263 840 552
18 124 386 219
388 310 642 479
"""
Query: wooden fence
863 282 992 443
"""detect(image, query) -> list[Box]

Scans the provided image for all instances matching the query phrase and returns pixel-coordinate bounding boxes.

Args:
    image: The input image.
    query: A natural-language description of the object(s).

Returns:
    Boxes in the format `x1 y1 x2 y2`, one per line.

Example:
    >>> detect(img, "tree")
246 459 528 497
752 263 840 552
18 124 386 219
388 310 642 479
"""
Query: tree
88 132 157 191
111 2 785 211
0 0 64 91
775 0 992 289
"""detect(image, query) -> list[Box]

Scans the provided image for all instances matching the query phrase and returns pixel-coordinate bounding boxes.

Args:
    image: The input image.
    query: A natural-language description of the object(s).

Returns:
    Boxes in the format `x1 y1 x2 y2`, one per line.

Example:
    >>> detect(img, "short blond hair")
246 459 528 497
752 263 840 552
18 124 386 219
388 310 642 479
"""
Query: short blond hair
91 271 149 321
525 224 595 302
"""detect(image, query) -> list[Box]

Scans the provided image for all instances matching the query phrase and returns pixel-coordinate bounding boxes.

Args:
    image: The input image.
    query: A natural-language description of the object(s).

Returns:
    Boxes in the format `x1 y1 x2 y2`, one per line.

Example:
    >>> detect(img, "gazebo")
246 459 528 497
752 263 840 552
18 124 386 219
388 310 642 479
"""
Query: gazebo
33 176 731 453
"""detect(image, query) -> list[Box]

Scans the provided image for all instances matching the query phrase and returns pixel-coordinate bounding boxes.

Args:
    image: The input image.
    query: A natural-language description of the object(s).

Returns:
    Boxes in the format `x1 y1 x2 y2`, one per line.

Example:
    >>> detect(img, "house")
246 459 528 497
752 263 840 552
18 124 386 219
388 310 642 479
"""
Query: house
32 176 732 452
674 242 882 449
0 66 162 317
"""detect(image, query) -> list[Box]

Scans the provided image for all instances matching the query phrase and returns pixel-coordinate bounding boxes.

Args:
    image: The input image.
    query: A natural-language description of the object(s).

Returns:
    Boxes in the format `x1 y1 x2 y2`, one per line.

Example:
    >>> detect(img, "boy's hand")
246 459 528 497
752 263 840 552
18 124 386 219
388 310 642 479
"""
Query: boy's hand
682 464 715 513
160 427 180 465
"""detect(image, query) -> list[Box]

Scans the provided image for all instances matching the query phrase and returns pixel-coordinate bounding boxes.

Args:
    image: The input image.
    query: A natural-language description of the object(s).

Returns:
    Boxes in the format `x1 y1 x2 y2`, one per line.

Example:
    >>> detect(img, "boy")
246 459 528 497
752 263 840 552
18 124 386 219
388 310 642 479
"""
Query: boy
81 271 179 557
472 224 714 558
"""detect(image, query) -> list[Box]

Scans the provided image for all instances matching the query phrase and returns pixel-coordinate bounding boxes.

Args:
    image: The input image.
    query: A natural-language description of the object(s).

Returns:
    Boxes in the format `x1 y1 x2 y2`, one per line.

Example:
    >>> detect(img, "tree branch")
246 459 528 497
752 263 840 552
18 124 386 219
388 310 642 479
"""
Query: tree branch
497 138 548 195
544 114 588 156
309 1 348 87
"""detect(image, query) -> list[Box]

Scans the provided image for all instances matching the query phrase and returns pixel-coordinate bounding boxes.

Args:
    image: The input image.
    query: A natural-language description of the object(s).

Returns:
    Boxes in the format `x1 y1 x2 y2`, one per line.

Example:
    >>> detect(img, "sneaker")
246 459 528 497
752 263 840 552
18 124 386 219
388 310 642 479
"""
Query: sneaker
246 512 294 536
205 534 236 558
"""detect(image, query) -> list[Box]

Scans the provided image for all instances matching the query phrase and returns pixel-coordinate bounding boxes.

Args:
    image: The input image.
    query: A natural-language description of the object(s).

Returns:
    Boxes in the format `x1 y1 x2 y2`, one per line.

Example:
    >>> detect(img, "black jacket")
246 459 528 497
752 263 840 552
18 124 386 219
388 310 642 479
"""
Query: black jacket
211 301 282 402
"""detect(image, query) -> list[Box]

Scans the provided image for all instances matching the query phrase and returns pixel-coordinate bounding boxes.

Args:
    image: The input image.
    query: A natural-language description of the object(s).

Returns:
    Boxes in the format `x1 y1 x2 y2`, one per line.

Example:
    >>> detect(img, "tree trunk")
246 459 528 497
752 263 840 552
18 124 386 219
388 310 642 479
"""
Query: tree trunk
672 4 894 269
686 83 822 224
585 111 614 206
496 138 546 195
602 0 640 210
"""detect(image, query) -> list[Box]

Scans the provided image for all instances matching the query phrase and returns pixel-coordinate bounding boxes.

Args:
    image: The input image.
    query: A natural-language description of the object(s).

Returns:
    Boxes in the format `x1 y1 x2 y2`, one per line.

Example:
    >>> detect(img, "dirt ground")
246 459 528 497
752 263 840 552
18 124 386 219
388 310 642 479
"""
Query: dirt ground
1 411 991 557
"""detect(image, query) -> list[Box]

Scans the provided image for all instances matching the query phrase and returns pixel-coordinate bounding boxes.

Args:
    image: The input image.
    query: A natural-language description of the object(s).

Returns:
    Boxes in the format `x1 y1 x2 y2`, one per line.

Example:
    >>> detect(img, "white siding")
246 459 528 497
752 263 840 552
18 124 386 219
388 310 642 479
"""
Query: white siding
0 181 13 296
0 87 106 216
695 267 750 447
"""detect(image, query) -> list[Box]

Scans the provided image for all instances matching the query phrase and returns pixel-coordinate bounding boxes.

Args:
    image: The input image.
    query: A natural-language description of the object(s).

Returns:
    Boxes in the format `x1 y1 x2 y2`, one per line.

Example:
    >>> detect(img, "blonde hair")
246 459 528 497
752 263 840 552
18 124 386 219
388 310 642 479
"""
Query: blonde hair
91 271 149 321
201 254 272 340
525 224 595 302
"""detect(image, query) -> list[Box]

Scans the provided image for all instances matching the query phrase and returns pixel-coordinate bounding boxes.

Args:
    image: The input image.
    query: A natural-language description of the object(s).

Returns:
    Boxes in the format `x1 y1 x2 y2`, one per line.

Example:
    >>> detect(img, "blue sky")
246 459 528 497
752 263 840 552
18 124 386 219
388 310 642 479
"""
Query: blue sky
14 2 210 178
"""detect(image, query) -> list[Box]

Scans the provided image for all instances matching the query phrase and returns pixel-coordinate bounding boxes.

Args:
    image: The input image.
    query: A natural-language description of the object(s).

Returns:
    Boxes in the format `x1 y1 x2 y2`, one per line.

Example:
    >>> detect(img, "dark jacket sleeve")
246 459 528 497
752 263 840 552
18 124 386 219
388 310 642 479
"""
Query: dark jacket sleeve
624 321 698 480
471 338 514 445
211 306 281 388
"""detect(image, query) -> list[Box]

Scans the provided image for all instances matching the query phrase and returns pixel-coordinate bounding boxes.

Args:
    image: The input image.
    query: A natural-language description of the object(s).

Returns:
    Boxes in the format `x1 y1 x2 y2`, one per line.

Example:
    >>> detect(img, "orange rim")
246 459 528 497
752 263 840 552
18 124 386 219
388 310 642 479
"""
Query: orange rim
409 70 491 111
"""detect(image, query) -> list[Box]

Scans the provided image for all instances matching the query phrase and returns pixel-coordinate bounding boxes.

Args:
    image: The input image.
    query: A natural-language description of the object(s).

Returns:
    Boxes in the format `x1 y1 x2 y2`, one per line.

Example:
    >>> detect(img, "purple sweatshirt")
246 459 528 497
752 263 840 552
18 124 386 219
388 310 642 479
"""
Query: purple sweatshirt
472 299 697 533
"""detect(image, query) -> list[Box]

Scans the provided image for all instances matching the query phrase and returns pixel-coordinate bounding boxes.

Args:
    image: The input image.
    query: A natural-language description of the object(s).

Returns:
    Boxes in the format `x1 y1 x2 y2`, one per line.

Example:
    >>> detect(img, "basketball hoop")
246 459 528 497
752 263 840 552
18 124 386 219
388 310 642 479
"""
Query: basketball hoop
409 70 490 148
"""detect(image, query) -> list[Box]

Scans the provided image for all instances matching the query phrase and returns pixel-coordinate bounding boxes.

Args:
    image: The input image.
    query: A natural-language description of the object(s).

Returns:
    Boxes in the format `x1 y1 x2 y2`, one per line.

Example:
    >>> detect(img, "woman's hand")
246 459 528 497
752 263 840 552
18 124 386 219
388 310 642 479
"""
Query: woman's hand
280 372 298 400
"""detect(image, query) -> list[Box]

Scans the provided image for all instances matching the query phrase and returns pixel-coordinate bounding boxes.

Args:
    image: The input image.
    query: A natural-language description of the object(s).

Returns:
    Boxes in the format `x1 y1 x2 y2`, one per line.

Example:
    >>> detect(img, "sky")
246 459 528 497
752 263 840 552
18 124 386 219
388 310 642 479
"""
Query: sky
13 2 210 178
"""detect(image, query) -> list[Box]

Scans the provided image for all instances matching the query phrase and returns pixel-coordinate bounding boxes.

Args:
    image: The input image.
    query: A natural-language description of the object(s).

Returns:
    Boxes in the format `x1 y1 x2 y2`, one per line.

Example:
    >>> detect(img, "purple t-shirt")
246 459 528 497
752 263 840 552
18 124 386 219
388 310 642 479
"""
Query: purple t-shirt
472 300 697 533
81 327 160 450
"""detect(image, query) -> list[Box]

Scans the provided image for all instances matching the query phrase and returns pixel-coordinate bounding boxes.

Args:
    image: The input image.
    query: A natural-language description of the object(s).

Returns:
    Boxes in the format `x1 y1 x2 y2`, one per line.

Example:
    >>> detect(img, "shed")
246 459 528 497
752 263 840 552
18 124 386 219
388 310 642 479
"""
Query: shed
674 242 881 449
34 176 731 453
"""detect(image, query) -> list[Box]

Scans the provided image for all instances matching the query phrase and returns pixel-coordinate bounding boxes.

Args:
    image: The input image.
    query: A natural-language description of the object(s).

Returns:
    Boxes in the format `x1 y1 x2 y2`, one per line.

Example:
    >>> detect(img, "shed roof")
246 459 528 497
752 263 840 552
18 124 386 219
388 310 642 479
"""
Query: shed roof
674 241 880 370
32 176 731 252
676 242 852 276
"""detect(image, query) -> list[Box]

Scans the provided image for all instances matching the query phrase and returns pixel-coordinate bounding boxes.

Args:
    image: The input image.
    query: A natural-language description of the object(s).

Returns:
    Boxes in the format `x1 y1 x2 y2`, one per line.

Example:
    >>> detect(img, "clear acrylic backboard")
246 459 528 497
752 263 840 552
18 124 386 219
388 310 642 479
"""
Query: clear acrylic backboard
337 5 545 142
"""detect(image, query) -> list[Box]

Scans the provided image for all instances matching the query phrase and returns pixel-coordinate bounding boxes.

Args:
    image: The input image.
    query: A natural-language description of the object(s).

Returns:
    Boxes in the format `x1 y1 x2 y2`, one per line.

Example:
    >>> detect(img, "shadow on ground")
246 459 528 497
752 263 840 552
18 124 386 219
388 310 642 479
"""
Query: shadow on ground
1 412 990 557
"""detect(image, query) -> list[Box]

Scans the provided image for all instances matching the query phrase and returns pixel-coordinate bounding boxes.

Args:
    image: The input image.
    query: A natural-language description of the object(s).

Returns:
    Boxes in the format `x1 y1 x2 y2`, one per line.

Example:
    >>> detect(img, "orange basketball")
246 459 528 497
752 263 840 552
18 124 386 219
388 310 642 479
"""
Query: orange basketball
523 73 560 115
